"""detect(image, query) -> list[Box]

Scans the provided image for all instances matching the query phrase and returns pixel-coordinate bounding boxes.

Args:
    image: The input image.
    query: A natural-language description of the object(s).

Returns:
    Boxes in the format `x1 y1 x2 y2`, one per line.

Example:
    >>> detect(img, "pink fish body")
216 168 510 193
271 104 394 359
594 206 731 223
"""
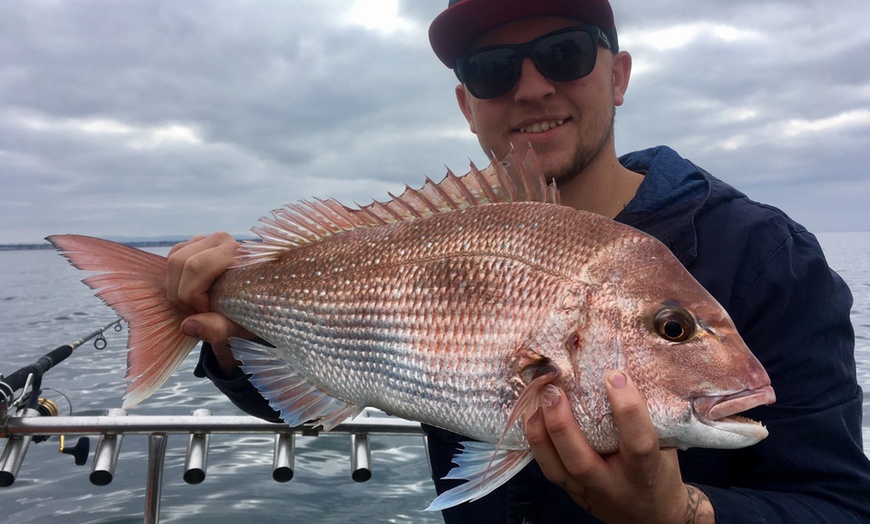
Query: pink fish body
48 147 774 510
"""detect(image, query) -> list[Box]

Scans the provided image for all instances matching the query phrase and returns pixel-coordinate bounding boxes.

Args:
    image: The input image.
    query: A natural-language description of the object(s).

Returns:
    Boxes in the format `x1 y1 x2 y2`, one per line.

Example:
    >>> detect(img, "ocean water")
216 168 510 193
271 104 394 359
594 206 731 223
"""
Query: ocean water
1 233 869 523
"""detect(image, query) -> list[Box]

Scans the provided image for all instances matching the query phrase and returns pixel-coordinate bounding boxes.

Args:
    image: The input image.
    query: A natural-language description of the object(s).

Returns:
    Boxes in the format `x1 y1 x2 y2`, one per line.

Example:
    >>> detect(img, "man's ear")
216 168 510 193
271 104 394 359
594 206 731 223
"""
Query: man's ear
611 51 632 107
455 83 477 134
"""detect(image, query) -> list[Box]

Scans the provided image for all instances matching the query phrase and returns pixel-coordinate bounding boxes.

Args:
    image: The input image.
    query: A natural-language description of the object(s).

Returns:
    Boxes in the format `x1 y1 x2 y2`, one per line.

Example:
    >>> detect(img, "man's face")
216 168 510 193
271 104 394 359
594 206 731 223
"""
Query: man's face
455 17 629 185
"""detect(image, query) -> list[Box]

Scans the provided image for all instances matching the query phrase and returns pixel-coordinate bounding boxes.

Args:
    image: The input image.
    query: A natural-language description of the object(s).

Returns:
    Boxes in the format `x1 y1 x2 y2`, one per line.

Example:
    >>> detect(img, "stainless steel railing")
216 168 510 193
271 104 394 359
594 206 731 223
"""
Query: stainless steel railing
1 408 426 524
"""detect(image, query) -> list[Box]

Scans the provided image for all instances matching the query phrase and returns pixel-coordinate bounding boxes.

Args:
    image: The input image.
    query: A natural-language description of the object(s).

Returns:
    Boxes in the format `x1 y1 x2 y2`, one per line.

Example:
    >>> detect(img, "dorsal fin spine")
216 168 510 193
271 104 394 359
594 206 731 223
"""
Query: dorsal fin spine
470 163 499 202
317 198 367 230
275 208 319 241
408 183 443 214
360 201 398 224
446 168 477 206
239 145 558 264
296 202 334 237
387 191 424 218
310 200 352 235
492 160 517 202
517 155 536 201
426 176 461 211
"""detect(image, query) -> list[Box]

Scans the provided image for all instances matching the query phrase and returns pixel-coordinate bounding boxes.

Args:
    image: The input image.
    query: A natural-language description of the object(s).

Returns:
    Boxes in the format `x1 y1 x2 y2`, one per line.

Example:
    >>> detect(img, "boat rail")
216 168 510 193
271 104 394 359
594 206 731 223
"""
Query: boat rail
0 320 428 523
1 408 426 524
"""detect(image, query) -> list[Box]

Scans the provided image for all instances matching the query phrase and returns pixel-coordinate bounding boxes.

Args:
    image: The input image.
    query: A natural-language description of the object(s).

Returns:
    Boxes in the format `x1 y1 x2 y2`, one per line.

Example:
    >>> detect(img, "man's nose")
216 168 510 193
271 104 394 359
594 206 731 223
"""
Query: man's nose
513 57 556 102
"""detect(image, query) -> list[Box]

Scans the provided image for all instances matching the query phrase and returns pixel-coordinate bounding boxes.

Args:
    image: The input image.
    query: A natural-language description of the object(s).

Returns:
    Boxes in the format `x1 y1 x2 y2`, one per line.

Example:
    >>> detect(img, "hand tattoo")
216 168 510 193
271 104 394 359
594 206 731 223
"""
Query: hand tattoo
683 485 715 523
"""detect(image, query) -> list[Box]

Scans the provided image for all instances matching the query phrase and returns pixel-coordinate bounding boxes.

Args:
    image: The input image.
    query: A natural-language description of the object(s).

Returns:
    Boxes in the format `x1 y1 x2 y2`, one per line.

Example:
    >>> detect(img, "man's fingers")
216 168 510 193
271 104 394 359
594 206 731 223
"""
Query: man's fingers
546 387 606 480
175 241 238 311
166 232 239 313
167 235 206 257
605 370 660 477
527 386 605 487
525 397 569 483
524 372 688 522
181 312 251 345
182 312 253 375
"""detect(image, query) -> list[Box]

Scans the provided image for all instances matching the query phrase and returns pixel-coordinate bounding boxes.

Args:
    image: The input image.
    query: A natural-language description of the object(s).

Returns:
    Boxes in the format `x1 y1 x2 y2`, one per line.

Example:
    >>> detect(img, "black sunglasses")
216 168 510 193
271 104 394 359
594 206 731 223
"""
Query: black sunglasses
454 25 610 100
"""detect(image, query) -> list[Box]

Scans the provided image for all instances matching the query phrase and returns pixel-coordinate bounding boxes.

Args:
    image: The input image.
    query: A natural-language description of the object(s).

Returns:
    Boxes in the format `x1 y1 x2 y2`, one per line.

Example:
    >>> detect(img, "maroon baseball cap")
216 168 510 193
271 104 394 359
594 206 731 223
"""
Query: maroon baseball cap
429 0 619 67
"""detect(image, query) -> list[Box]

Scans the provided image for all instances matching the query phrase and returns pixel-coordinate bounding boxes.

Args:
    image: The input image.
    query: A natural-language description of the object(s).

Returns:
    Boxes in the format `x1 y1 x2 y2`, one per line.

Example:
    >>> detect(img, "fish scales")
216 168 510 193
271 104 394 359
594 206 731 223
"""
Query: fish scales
211 202 598 444
48 148 774 510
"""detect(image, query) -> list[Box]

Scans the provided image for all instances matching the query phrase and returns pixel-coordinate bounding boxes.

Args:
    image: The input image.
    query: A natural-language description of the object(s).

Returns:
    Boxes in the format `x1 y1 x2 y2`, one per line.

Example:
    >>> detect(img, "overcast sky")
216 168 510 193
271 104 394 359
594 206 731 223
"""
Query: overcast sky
2 0 868 245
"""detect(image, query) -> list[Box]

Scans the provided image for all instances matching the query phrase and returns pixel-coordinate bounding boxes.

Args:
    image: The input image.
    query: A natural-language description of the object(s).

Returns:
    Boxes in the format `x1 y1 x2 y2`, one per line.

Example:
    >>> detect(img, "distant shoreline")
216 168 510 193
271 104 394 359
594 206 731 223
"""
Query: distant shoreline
0 240 184 251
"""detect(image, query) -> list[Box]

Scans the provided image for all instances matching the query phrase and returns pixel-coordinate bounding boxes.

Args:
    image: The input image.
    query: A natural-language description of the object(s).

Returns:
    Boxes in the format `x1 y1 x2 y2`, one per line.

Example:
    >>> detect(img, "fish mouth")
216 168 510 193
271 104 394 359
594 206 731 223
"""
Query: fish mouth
691 386 776 438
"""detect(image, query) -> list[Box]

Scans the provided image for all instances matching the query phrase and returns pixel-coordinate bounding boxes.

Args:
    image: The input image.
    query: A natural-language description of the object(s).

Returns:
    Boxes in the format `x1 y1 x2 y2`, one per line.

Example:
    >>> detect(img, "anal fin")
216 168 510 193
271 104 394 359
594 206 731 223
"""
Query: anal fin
229 337 364 431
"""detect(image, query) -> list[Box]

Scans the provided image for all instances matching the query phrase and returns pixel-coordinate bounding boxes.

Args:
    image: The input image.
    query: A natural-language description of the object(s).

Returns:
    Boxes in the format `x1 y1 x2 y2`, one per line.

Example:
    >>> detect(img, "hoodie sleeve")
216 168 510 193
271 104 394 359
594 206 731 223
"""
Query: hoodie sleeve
194 342 284 424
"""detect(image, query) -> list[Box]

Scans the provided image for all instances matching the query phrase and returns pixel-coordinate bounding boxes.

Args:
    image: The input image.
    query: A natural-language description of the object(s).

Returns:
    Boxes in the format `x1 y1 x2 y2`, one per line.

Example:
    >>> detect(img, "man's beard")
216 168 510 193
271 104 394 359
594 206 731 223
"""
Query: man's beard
546 106 616 186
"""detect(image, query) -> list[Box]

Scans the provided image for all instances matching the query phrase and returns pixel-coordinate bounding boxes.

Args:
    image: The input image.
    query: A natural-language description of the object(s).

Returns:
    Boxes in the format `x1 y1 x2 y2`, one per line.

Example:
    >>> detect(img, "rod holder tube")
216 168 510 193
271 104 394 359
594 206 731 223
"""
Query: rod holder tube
0 435 32 487
350 433 372 482
272 433 295 482
89 408 126 486
183 409 211 484
0 408 39 487
89 434 122 486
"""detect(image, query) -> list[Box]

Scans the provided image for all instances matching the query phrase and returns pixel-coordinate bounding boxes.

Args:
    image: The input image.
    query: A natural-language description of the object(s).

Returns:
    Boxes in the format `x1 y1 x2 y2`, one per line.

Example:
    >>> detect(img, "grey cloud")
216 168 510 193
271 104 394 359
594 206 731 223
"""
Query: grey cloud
1 0 867 244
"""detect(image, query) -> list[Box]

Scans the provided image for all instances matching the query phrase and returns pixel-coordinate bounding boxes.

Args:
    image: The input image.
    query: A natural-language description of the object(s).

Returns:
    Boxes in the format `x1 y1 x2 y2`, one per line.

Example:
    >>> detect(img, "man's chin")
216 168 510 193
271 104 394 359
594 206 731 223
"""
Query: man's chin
534 153 586 185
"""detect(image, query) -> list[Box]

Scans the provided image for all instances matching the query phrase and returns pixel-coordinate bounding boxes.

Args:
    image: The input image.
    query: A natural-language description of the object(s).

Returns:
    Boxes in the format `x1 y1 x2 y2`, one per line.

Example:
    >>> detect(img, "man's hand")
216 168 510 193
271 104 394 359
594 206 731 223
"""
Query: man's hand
166 232 254 374
524 370 715 523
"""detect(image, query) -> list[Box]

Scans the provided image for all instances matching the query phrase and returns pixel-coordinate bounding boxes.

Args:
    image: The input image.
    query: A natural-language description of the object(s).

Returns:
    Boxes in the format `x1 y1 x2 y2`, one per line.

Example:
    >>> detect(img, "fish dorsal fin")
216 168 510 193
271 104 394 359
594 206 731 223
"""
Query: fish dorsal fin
237 145 558 266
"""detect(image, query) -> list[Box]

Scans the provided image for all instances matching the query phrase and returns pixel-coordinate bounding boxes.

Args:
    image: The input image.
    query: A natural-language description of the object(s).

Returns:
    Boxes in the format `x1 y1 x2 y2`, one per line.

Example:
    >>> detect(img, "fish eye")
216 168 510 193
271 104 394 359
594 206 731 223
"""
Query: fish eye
654 306 695 342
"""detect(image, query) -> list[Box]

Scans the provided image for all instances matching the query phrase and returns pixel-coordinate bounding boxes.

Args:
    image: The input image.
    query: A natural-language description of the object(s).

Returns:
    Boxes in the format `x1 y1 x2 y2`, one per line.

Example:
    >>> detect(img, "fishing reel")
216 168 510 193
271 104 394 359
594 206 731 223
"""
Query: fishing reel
0 374 91 468
32 398 91 466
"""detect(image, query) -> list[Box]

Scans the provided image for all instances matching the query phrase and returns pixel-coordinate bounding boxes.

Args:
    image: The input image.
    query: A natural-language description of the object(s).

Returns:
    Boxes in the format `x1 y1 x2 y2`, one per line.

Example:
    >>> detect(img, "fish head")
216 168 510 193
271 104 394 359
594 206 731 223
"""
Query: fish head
635 295 775 450
582 235 776 451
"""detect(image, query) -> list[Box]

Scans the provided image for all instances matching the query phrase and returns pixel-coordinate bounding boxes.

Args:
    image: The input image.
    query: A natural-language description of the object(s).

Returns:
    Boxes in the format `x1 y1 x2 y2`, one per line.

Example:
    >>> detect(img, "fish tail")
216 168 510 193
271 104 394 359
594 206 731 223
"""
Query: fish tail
46 234 199 408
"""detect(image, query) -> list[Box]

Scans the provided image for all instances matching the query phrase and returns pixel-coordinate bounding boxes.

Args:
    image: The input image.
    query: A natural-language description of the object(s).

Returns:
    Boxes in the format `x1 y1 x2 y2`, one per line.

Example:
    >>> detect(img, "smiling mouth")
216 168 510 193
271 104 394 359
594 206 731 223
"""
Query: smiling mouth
518 119 565 134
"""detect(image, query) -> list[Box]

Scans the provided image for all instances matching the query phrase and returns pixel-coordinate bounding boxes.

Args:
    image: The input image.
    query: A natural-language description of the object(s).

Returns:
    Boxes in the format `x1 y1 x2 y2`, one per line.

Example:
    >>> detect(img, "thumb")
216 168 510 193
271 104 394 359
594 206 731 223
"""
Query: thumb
605 370 660 476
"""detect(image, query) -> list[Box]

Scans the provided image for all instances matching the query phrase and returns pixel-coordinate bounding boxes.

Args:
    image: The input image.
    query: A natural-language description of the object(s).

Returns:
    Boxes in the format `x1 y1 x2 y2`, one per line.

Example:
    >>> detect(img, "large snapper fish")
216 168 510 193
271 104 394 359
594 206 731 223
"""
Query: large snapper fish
48 147 775 510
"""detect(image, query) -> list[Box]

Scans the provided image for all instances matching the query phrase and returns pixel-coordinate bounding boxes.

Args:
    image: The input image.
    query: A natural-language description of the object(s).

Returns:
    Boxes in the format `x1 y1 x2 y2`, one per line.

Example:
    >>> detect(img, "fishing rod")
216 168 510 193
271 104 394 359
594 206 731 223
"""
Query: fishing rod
0 318 123 418
0 318 124 486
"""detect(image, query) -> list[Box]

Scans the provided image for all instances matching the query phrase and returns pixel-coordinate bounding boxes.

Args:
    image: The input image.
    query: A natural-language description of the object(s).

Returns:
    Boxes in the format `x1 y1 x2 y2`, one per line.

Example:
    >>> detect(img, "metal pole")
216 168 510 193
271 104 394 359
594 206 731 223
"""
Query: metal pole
272 433 295 482
0 408 39 487
90 409 126 486
183 409 211 484
2 413 424 438
350 433 372 482
145 433 168 524
90 434 122 486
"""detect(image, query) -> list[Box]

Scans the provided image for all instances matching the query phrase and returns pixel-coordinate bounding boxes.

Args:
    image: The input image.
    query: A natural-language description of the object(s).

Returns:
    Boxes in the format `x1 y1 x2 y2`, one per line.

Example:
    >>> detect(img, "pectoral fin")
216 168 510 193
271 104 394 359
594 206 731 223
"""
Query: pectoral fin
425 442 533 511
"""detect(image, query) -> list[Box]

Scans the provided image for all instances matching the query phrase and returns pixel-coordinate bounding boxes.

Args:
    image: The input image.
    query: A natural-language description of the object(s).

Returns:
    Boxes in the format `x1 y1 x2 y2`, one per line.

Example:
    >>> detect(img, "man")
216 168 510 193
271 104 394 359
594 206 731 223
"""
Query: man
168 0 870 522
